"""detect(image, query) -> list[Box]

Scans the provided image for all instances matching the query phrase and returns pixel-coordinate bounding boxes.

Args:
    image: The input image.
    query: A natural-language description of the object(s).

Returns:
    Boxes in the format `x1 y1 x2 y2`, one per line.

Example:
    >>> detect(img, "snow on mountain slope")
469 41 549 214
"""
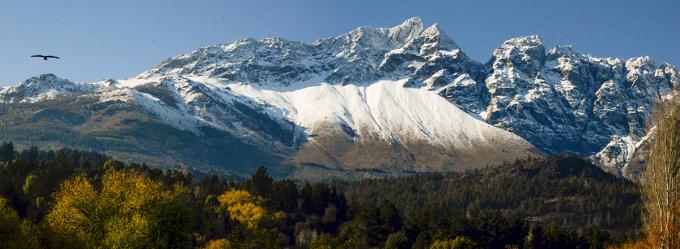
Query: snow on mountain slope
96 76 305 150
0 72 537 177
124 74 539 173
0 74 97 103
172 78 535 174
224 79 528 150
590 128 654 181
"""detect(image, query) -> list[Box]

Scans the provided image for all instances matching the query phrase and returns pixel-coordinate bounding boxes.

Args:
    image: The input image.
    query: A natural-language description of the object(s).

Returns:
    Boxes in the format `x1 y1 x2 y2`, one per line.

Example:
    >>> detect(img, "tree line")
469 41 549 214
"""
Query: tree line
337 155 642 233
0 142 649 248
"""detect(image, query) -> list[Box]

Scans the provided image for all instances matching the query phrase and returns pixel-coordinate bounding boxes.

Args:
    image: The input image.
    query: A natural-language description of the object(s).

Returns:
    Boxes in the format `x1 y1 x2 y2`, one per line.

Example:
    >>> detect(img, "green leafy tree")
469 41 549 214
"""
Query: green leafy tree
357 206 387 247
429 236 477 249
337 221 369 249
0 197 39 249
102 159 124 172
22 174 38 194
309 234 340 249
379 200 403 234
384 231 410 249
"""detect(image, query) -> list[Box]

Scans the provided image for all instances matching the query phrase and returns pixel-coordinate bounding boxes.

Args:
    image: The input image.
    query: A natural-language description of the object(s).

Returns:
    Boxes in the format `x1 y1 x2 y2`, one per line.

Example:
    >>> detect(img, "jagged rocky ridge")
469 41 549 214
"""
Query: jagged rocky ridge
467 36 678 180
0 17 676 179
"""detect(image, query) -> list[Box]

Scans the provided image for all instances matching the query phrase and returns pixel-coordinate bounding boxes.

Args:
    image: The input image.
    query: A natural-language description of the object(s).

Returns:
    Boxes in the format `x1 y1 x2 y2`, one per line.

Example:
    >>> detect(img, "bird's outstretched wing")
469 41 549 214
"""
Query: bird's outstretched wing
30 55 59 60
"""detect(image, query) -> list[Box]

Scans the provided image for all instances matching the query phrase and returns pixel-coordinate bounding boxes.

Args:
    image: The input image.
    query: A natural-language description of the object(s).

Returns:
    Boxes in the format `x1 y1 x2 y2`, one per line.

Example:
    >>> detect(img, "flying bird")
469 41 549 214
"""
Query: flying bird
31 55 60 60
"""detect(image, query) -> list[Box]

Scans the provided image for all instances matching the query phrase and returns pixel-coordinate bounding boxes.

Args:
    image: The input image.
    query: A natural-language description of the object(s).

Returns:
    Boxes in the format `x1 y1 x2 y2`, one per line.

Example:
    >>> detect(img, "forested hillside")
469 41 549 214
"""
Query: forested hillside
0 143 642 248
339 156 642 232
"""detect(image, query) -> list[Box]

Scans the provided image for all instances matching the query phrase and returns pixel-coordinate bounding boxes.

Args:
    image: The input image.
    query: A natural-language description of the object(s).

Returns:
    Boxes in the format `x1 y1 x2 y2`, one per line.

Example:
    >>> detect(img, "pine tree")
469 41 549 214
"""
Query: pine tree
246 166 273 198
0 142 14 162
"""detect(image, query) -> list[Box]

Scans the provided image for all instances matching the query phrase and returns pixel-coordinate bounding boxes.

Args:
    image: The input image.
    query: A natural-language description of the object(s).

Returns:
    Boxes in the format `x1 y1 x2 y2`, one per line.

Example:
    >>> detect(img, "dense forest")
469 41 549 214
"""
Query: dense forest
338 156 642 232
0 142 643 248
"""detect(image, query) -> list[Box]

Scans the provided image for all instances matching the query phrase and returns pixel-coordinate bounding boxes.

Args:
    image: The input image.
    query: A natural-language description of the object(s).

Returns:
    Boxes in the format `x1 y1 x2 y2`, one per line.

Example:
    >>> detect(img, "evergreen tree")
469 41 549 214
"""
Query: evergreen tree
246 166 273 198
379 200 403 234
0 142 14 162
269 179 298 212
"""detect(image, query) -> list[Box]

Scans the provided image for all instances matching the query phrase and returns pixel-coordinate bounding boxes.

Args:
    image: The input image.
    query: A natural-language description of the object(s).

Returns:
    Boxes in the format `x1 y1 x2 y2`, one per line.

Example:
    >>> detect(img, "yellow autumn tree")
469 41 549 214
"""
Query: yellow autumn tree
218 189 266 229
44 170 195 249
606 240 651 249
643 98 680 249
202 238 234 249
44 174 98 248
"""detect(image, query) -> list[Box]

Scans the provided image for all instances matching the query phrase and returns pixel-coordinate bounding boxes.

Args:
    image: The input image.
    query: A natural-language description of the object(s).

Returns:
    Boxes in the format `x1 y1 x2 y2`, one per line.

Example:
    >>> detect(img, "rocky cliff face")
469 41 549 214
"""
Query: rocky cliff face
465 37 677 179
417 33 678 180
0 17 676 179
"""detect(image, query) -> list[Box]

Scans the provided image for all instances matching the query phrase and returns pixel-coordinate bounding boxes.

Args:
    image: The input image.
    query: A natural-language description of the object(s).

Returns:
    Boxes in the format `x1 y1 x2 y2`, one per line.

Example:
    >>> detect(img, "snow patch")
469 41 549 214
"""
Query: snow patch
226 79 531 149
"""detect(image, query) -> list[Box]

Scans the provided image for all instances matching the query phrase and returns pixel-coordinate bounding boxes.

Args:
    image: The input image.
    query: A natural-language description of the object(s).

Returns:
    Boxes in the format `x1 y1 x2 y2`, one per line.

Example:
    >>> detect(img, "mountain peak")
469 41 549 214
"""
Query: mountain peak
389 17 424 35
492 35 546 66
625 56 655 69
419 23 459 51
25 73 61 81
548 45 577 57
21 74 72 87
385 17 425 45
500 35 544 50
334 17 425 47
398 17 423 27
421 23 442 36
0 74 92 104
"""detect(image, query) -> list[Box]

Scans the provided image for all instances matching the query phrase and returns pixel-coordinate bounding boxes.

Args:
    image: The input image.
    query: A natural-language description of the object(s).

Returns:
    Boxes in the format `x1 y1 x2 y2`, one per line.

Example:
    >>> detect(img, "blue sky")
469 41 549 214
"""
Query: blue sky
0 0 678 86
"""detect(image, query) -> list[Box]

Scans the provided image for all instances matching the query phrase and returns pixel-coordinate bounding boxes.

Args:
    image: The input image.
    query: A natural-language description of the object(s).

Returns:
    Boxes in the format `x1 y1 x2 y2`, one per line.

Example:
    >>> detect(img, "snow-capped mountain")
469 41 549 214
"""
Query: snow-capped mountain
138 17 482 88
0 74 97 103
0 17 675 179
457 36 678 180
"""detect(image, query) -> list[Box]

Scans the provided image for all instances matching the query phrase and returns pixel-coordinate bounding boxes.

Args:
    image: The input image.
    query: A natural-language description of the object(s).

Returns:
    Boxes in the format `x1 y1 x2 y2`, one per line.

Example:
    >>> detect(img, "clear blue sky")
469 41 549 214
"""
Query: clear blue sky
1 0 678 86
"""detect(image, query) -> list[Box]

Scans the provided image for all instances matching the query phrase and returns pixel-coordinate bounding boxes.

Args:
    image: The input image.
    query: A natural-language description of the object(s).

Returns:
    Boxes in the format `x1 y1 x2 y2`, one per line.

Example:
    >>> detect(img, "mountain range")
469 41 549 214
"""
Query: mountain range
1 17 676 179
